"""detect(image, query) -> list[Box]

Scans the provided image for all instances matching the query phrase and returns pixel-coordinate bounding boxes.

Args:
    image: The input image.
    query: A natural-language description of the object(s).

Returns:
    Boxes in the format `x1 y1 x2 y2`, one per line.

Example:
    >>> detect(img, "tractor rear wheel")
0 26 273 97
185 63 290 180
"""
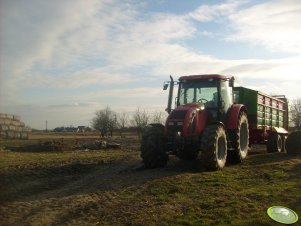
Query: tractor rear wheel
228 111 249 164
285 131 301 155
140 124 168 168
267 133 282 153
198 124 227 171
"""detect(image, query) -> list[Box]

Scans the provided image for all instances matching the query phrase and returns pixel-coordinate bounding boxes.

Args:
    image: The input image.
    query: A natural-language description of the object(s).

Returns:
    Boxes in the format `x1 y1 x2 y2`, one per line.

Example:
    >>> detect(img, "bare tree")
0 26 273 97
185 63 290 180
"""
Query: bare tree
290 98 301 130
91 107 116 137
108 112 117 137
117 111 129 137
151 110 166 124
131 108 149 137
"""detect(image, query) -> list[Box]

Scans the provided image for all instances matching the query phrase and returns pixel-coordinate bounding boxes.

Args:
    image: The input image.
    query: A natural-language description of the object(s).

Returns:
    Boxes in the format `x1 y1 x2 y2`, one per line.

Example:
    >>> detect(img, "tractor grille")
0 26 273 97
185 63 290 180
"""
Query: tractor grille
168 124 183 133
170 110 187 119
167 121 183 133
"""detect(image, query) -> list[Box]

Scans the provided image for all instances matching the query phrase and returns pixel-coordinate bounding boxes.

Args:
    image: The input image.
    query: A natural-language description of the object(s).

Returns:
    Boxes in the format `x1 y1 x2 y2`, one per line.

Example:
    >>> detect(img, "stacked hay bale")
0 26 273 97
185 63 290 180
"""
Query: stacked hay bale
0 113 31 139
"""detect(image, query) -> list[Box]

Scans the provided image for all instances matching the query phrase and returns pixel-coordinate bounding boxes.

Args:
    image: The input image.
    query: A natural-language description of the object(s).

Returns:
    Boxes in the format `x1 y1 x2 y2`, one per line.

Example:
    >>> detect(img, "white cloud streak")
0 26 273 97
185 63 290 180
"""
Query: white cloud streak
228 0 301 53
189 0 245 22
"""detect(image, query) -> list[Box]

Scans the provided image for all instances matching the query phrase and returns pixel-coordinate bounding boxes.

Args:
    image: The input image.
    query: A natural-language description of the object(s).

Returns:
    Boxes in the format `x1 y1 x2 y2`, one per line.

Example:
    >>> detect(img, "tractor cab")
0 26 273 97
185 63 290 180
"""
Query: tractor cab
164 74 235 122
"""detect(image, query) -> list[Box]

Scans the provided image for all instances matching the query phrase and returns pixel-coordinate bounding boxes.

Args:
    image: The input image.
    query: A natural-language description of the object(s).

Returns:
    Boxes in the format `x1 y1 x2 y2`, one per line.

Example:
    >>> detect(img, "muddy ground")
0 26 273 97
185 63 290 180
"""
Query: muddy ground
0 136 300 225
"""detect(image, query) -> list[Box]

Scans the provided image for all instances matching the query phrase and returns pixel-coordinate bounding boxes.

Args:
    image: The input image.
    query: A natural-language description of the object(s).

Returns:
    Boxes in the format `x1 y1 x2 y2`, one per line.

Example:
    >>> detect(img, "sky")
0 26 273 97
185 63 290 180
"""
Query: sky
0 0 301 129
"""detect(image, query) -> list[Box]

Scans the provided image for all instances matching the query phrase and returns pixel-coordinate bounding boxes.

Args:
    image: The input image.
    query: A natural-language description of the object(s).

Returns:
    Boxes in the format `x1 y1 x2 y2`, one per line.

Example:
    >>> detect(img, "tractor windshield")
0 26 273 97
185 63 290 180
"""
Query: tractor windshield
178 79 218 107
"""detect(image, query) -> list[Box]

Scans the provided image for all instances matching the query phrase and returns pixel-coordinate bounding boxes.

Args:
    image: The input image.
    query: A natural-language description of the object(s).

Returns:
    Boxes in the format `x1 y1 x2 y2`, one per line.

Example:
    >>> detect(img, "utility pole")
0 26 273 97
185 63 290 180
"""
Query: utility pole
46 120 48 132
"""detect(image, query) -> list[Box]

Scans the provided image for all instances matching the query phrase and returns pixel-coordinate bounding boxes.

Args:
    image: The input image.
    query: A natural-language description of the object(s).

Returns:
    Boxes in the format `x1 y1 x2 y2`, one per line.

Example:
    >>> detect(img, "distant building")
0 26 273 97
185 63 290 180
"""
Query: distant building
77 126 91 133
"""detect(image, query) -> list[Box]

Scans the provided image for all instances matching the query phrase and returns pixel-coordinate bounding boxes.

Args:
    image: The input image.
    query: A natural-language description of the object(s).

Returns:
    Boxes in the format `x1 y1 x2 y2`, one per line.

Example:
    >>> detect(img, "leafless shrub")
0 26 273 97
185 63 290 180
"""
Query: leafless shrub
151 110 166 124
290 98 301 130
117 111 129 137
131 108 149 138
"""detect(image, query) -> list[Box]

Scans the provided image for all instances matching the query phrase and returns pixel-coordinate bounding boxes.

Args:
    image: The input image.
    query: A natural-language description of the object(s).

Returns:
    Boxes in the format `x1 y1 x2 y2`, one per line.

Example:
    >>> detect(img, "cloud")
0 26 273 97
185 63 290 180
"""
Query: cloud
88 87 163 98
189 0 245 22
0 0 102 103
32 68 137 89
0 0 144 92
221 56 301 80
228 0 301 53
0 0 197 100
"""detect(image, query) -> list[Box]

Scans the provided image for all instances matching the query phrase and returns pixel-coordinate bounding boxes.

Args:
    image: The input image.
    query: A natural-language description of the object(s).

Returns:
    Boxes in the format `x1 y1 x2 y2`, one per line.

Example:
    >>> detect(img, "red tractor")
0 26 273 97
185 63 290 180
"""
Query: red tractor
141 74 250 170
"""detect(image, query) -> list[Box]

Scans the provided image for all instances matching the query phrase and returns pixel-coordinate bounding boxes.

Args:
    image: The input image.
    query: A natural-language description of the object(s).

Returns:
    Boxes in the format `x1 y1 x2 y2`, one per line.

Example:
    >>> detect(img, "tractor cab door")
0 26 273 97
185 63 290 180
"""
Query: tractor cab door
219 79 233 121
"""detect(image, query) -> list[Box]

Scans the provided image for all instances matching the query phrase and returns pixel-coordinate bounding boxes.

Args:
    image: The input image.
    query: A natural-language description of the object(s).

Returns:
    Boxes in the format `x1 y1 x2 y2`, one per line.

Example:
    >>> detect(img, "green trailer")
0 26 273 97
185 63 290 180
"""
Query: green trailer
233 86 288 152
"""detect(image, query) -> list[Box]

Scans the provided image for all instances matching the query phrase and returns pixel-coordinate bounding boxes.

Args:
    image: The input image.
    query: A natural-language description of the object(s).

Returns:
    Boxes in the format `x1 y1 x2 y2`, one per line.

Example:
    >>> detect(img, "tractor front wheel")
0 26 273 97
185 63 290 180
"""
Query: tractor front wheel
285 131 301 155
198 124 227 171
140 125 168 168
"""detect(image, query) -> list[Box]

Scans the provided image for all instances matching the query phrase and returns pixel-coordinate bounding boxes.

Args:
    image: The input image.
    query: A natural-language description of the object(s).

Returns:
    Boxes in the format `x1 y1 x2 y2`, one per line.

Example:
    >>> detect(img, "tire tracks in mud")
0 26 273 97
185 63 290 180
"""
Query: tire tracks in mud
0 153 194 225
19 154 193 202
0 145 272 205
1 149 199 206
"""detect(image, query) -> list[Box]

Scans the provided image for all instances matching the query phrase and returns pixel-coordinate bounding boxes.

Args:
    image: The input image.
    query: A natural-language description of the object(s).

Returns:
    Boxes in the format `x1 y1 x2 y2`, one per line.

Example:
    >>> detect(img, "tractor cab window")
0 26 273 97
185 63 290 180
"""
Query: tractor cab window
184 87 194 104
220 80 233 113
178 79 218 107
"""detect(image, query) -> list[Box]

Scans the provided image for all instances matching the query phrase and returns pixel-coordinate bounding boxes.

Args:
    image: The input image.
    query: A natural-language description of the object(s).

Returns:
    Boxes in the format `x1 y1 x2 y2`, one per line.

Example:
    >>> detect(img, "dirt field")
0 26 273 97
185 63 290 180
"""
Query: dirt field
0 133 300 225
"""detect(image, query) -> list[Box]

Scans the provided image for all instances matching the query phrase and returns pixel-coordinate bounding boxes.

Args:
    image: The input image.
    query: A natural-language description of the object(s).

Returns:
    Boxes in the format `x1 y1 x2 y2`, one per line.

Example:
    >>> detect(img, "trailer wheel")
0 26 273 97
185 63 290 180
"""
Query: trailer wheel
140 125 168 168
285 131 301 155
267 133 282 153
198 124 227 171
281 135 287 152
228 111 249 164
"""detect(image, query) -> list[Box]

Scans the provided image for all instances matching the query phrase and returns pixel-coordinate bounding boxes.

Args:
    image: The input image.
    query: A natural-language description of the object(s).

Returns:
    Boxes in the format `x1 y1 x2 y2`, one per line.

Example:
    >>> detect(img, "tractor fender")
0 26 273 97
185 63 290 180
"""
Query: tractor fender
227 104 247 129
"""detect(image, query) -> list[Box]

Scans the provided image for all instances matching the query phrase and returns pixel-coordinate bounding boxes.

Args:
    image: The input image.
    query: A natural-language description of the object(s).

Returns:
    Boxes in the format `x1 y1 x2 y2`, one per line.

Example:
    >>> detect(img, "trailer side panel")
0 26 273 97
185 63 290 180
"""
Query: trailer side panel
233 87 288 144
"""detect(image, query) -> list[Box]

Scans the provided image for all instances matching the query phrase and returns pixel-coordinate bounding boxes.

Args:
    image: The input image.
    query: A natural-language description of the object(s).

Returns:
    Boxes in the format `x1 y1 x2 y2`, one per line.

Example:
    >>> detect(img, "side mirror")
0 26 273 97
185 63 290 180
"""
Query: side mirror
163 83 169 90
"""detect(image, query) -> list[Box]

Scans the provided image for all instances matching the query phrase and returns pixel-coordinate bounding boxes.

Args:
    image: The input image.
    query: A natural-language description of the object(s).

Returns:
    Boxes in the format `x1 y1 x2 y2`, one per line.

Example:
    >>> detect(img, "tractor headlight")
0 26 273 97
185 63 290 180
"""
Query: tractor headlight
168 121 174 126
177 121 183 126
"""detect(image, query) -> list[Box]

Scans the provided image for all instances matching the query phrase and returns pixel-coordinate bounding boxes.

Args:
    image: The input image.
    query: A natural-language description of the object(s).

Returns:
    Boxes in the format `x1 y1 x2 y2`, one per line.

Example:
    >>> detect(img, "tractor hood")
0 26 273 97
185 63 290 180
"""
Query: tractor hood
165 103 207 136
175 103 205 111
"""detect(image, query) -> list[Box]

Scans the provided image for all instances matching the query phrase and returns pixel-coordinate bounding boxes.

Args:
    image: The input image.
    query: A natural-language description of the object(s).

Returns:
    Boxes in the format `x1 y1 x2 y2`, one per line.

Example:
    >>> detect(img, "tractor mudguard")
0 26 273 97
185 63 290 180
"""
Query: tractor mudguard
227 104 247 129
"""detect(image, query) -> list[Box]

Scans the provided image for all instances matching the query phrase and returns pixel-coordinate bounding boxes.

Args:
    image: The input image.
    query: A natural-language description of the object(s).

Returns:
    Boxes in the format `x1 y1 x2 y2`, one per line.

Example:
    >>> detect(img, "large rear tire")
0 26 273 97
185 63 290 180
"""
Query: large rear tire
285 131 301 155
140 125 168 168
267 133 282 153
198 125 227 171
228 112 249 164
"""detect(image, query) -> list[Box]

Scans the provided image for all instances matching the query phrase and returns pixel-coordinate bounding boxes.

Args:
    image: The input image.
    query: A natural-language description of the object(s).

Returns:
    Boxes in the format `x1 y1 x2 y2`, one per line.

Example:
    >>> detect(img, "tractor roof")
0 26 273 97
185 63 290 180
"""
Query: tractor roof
179 74 229 81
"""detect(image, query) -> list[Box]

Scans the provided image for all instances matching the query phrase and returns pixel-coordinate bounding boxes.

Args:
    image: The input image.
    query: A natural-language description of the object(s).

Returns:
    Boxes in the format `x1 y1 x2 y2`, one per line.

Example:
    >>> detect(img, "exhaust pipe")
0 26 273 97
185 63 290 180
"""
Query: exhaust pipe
166 75 174 114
